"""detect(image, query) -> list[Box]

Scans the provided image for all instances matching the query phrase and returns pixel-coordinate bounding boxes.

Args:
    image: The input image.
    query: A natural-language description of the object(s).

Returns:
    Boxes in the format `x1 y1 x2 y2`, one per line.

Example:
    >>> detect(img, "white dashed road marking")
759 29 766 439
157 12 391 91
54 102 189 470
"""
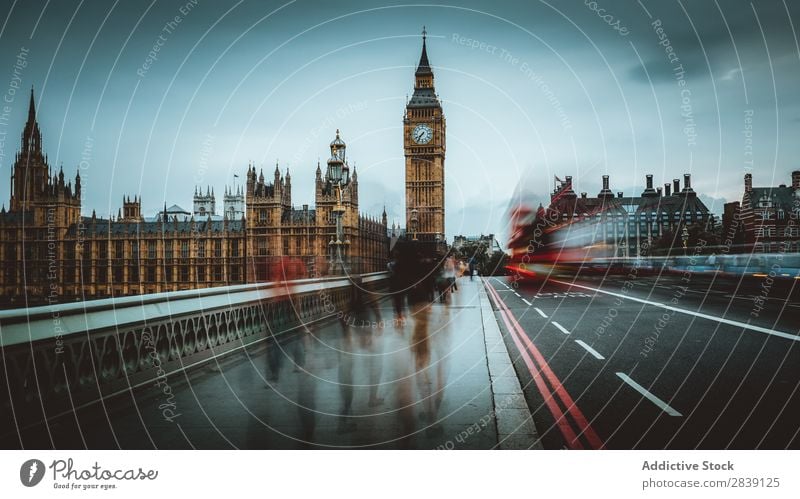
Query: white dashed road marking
552 279 800 343
616 372 682 417
575 340 605 360
551 321 571 335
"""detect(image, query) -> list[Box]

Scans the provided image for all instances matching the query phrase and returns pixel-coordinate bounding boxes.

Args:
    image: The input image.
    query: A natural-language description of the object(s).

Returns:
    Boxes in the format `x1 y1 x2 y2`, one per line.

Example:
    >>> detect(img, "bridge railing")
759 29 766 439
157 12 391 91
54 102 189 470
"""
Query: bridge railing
541 253 800 278
0 272 388 429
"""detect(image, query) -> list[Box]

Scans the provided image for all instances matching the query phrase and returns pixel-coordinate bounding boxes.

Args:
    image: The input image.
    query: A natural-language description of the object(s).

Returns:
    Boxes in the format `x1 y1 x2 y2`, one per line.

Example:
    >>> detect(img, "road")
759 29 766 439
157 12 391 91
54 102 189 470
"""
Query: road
485 270 800 449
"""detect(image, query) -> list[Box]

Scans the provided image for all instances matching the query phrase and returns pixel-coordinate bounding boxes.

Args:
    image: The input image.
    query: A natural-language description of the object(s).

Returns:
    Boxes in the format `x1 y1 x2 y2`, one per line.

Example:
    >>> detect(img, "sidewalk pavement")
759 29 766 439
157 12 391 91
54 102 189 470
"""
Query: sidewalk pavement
10 277 542 449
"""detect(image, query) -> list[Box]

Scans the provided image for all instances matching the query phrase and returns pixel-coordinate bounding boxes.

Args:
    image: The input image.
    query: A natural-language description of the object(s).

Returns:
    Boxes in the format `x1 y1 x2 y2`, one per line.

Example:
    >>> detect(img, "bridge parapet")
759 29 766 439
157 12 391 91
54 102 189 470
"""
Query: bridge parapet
0 272 387 428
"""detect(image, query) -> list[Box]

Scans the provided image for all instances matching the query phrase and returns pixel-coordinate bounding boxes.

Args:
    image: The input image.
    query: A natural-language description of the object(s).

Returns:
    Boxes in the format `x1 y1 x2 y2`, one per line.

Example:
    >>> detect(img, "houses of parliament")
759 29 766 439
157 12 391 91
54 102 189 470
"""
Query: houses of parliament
0 33 445 305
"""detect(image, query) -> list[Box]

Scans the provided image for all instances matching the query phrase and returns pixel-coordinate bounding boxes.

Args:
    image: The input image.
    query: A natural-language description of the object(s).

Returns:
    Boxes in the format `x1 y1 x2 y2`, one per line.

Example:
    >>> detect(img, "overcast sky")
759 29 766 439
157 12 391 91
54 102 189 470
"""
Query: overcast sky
0 0 798 242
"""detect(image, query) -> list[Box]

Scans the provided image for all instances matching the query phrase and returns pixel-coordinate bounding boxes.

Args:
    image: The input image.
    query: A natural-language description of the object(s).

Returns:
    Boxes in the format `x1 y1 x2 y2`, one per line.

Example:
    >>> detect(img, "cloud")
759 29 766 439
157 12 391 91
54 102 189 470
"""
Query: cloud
718 67 742 81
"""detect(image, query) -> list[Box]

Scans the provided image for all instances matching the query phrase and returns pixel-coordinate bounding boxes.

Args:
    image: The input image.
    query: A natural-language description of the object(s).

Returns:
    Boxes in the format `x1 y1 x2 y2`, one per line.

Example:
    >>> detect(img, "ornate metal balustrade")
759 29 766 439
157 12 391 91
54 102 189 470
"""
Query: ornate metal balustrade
0 272 387 430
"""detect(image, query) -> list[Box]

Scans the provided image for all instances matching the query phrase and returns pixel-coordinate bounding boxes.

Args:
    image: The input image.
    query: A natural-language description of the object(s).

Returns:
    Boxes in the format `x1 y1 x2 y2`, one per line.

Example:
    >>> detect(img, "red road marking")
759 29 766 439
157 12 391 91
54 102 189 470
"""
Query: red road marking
484 279 605 449
491 290 583 449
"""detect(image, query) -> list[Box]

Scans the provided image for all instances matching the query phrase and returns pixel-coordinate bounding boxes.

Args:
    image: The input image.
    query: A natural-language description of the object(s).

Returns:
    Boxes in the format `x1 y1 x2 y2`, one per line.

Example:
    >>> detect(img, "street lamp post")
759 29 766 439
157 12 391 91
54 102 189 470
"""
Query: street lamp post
681 225 689 256
330 183 347 275
327 130 349 275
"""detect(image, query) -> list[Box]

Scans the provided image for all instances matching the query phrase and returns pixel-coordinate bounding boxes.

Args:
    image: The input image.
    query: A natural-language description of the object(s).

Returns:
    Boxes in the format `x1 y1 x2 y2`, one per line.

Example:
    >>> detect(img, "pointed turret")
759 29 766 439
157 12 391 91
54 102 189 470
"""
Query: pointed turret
414 27 434 90
21 87 44 160
416 26 432 76
27 87 35 123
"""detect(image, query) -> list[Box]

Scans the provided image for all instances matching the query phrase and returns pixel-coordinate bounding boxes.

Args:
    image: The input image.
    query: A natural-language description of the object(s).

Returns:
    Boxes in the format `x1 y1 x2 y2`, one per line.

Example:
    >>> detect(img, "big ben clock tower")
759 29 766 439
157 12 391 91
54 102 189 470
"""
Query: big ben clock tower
404 27 445 242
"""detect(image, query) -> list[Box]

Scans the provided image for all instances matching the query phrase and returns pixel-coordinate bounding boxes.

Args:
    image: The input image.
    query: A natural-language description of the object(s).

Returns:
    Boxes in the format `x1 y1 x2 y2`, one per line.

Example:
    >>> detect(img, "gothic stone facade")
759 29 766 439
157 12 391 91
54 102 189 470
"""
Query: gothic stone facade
244 131 388 282
0 91 387 306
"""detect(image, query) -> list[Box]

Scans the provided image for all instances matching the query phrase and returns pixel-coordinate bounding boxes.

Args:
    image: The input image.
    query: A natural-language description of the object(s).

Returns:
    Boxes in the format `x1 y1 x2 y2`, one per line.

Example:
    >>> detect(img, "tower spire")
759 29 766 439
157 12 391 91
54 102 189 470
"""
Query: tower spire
21 86 43 159
416 26 432 76
27 86 36 124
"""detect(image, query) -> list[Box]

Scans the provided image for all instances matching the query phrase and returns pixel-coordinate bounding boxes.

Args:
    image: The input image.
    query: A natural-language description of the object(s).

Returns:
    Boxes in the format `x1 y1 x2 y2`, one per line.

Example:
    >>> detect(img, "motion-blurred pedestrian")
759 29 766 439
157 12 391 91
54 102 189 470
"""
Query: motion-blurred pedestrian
338 281 384 432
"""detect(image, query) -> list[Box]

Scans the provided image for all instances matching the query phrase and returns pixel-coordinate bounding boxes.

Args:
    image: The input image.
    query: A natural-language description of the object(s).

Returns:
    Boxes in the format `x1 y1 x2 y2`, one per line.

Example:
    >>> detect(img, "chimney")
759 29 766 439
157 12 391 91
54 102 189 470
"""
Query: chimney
617 191 623 198
562 175 576 197
744 173 752 192
598 174 613 198
683 173 693 191
656 187 662 196
581 192 587 198
664 183 671 196
792 170 800 189
642 174 657 197
673 178 680 194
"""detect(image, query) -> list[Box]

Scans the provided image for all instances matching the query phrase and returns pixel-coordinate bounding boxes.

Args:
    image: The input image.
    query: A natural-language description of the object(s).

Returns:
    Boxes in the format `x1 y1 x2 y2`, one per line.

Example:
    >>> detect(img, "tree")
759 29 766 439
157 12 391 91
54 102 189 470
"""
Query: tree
485 251 508 276
455 241 489 272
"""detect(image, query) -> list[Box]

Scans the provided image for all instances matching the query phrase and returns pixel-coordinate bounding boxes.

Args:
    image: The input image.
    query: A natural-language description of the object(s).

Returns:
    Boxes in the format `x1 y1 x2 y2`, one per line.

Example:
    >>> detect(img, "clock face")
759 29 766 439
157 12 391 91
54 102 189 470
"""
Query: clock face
412 123 433 144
